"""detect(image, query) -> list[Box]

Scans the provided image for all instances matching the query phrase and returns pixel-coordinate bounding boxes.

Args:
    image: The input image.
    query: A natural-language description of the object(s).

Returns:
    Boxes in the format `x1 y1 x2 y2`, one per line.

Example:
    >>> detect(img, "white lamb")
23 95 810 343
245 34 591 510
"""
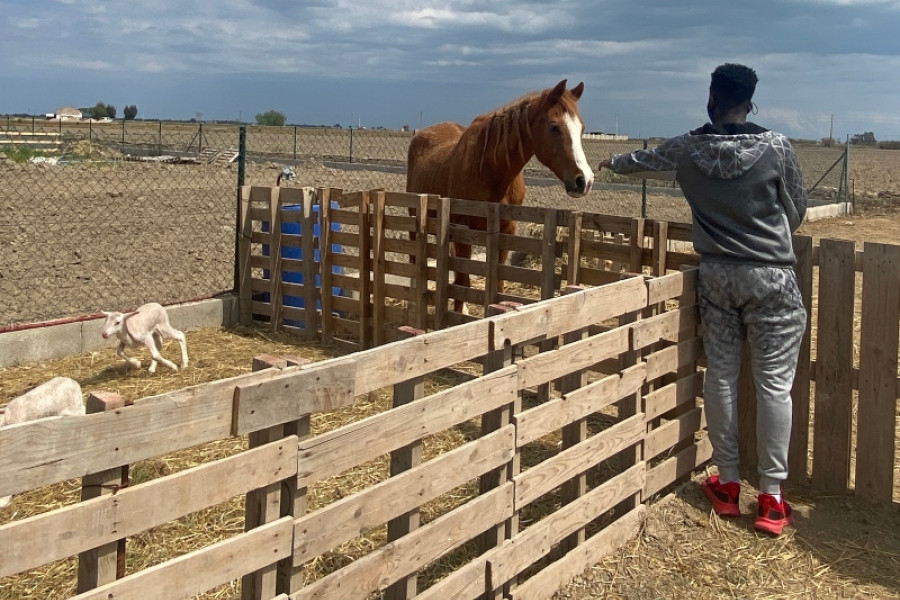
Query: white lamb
101 302 189 373
0 377 85 508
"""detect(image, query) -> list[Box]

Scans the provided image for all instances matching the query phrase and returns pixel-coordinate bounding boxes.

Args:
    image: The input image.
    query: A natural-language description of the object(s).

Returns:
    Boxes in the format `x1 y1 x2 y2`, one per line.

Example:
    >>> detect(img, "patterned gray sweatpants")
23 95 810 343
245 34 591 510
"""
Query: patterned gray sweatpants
698 262 807 495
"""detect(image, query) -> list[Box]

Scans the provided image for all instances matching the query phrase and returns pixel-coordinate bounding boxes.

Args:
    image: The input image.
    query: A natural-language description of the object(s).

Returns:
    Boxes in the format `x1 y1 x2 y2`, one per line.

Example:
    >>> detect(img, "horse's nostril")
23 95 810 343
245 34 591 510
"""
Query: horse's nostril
575 175 585 190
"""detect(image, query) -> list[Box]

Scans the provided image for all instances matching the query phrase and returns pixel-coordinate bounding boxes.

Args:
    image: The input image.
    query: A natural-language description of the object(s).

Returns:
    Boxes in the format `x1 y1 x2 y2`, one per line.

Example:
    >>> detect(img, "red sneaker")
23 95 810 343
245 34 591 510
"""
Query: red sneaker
702 475 741 517
754 493 793 536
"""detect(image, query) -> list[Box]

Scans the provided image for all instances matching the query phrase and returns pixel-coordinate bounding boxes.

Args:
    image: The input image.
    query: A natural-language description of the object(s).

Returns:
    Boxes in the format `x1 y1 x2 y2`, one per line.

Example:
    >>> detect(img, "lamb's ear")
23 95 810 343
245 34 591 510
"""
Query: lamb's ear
101 311 111 317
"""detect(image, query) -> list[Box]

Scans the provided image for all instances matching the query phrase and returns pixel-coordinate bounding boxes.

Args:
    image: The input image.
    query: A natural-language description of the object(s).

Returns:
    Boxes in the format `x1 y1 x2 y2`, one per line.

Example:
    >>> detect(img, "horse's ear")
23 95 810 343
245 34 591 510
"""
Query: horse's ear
550 79 568 101
571 81 585 100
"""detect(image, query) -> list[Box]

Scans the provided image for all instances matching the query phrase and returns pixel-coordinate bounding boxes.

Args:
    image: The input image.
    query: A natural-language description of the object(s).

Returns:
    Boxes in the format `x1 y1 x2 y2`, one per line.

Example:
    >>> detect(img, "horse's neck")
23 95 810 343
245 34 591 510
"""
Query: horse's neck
475 106 534 180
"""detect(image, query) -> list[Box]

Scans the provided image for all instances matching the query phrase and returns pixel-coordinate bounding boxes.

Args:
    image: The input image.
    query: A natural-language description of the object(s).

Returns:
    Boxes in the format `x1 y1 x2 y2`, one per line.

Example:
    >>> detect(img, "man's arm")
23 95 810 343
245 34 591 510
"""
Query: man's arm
775 135 808 227
600 134 687 175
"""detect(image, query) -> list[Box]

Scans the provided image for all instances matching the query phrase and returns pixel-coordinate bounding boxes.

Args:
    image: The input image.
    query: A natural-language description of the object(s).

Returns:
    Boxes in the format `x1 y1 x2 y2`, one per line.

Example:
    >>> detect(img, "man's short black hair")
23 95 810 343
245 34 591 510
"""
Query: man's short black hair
710 63 758 108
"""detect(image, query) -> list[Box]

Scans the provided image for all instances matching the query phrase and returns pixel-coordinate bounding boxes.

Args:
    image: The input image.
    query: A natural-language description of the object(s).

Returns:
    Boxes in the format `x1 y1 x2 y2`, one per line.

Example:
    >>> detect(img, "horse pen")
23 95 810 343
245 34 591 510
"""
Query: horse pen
2 179 899 599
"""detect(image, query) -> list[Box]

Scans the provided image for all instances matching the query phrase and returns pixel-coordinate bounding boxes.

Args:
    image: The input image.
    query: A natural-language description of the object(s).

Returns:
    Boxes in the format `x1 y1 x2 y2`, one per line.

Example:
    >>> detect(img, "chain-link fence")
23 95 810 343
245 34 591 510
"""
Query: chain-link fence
1 118 850 328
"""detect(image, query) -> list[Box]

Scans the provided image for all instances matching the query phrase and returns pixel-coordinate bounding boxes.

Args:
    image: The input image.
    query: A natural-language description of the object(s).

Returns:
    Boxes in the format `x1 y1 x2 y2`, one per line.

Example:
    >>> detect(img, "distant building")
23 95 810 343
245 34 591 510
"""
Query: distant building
583 132 629 141
45 107 83 121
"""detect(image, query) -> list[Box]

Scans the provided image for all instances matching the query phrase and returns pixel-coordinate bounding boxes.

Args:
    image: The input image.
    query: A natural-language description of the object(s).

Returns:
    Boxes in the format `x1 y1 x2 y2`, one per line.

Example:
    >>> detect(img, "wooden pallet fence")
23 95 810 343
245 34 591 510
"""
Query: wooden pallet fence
1 271 708 600
796 240 900 503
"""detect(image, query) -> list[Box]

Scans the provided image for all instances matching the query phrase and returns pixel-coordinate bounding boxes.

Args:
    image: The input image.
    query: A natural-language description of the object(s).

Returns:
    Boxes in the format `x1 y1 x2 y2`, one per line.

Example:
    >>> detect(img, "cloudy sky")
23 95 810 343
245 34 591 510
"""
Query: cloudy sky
2 0 899 141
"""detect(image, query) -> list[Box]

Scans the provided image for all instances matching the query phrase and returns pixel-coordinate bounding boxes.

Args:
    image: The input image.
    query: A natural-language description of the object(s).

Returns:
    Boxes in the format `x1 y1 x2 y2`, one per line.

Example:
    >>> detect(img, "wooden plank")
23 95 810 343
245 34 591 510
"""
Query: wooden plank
789 235 814 485
296 366 517 488
239 186 254 325
233 357 357 435
0 438 297 578
347 319 492 394
71 518 294 600
319 188 339 345
811 239 856 493
509 506 645 600
855 242 900 503
646 267 697 306
644 407 704 461
517 326 629 390
372 190 387 346
643 337 702 382
291 483 515 600
630 305 698 351
488 463 644 593
514 413 645 507
0 393 233 497
565 212 584 284
292 426 515 566
268 188 284 332
358 190 373 348
484 203 501 312
385 327 426 600
77 393 130 593
515 364 646 447
299 188 319 340
434 196 451 329
645 437 713 499
414 195 430 330
490 276 648 350
644 372 703 422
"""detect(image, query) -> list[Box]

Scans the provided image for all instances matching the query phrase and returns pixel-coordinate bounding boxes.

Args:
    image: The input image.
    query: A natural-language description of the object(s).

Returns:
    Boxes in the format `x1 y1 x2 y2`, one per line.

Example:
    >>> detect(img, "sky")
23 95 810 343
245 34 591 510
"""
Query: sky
2 0 899 141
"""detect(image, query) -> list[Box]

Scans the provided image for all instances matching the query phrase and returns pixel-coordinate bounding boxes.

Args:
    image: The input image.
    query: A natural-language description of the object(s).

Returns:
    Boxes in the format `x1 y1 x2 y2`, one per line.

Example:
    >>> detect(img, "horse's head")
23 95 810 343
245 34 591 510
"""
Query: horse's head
531 79 594 198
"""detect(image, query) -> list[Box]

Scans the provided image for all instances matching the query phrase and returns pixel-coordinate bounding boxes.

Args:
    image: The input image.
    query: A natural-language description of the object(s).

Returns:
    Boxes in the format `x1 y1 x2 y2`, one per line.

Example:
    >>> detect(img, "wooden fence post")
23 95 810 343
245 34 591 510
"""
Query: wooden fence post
385 326 427 600
434 196 452 330
238 186 253 326
788 235 814 488
559 285 589 552
479 303 520 599
242 354 310 599
78 391 131 593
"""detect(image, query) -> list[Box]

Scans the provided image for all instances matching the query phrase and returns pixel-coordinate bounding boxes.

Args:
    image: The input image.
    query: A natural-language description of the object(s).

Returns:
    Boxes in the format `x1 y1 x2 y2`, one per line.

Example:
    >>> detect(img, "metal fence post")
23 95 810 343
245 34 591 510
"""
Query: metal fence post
293 126 297 160
349 125 354 164
641 139 648 218
235 125 247 295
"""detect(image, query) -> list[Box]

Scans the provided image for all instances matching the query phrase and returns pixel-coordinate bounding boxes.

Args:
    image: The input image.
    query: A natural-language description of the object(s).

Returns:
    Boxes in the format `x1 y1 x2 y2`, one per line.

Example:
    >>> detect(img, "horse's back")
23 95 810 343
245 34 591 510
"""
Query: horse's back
406 122 465 194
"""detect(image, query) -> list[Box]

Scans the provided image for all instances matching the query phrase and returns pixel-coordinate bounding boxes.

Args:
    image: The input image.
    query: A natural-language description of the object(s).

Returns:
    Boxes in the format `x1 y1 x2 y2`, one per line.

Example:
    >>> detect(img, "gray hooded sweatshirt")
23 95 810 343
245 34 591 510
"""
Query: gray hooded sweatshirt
609 122 807 266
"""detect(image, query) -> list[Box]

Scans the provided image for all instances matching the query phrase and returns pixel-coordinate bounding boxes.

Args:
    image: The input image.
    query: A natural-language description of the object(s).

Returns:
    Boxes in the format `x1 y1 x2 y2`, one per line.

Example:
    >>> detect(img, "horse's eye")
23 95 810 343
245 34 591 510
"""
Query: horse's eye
549 122 561 133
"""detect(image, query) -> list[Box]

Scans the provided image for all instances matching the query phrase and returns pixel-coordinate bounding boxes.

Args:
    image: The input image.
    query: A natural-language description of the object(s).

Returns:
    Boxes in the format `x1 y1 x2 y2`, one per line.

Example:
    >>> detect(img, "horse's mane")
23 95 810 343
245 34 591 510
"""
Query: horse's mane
474 88 578 174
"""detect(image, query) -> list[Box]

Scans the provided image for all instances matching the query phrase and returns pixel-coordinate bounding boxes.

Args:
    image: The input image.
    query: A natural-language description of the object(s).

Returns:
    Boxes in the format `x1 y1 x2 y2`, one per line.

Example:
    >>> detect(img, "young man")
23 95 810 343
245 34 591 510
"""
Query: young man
598 63 807 535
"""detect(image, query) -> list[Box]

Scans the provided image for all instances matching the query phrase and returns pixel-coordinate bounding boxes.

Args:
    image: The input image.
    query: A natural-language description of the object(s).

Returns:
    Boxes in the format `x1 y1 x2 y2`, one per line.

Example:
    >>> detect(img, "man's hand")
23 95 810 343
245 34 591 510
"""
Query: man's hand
598 159 613 171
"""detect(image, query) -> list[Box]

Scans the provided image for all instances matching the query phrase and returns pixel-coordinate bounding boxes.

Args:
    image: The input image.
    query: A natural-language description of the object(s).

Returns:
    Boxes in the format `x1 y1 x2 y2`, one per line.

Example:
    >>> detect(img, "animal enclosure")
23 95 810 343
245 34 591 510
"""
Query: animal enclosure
240 185 900 504
0 265 706 599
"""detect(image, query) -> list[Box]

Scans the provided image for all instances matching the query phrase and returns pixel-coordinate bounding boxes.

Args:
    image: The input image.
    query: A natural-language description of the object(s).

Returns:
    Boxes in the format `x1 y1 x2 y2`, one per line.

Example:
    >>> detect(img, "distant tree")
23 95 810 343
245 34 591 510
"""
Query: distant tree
256 110 287 126
86 102 108 120
123 105 138 120
105 104 116 119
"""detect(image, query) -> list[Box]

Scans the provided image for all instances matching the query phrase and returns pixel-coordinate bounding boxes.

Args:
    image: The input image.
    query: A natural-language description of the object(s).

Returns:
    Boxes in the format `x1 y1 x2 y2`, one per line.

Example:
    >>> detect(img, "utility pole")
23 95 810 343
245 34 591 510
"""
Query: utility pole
829 114 834 143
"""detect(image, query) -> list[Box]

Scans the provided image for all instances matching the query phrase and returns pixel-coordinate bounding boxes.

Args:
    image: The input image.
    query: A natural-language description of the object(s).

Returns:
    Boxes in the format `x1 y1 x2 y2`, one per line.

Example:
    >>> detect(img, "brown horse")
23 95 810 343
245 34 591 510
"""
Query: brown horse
406 79 593 312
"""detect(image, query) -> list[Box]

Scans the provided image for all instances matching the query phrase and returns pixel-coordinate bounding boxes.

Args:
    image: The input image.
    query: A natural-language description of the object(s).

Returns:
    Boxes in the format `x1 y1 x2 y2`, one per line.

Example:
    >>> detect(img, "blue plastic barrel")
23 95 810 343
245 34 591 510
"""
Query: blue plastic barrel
260 203 344 327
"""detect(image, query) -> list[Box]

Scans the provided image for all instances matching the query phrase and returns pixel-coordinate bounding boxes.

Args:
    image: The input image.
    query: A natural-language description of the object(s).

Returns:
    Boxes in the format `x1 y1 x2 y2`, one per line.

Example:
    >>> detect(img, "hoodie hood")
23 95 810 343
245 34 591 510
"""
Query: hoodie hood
685 122 773 180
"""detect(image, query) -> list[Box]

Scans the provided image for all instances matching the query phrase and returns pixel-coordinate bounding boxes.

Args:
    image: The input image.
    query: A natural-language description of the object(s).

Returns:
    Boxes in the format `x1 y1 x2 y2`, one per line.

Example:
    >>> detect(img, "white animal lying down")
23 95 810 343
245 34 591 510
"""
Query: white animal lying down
101 302 189 373
0 377 85 508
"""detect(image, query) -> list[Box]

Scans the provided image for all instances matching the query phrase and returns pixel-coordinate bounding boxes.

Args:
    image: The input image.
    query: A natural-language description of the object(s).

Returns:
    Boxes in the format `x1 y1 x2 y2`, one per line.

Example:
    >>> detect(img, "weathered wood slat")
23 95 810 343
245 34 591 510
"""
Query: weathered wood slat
644 372 703 422
0 438 296 578
490 276 648 349
516 326 629 390
291 483 515 600
812 239 856 493
645 437 713 499
509 506 646 600
489 463 644 590
292 425 515 566
514 413 645 507
514 364 645 447
855 242 900 503
70 518 294 600
644 407 704 461
296 366 517 488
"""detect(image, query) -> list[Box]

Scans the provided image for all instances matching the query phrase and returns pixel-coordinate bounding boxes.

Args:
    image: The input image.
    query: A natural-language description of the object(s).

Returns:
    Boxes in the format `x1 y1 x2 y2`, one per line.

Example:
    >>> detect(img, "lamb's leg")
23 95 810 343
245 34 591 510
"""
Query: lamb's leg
138 333 178 372
159 324 189 368
117 342 141 369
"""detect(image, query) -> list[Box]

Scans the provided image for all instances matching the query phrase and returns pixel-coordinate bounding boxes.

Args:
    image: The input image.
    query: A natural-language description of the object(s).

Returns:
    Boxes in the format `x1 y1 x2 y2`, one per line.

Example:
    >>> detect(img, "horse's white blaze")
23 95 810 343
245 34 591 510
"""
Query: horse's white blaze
564 113 594 196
